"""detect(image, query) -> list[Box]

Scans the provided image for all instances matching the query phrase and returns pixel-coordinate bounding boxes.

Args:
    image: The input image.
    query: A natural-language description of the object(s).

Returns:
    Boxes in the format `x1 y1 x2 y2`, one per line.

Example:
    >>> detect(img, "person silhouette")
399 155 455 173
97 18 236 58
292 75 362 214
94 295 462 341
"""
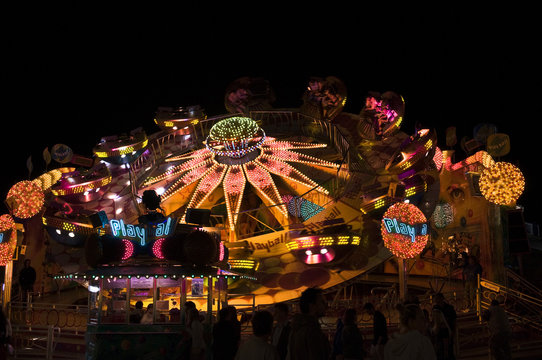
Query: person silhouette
19 259 36 304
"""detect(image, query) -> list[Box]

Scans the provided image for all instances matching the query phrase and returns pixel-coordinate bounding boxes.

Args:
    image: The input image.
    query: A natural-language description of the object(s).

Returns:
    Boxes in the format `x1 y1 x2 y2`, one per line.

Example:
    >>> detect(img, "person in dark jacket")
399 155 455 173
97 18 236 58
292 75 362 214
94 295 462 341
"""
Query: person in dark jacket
340 308 364 360
433 293 457 360
212 306 241 360
362 302 387 360
287 287 330 360
271 302 291 360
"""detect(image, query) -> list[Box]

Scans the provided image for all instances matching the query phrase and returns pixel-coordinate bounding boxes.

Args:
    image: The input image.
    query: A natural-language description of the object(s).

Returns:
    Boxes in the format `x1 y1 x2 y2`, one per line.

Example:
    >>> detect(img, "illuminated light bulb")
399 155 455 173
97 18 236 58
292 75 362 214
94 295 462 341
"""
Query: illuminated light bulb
68 232 75 237
479 162 525 205
116 208 123 215
305 249 313 256
320 248 328 254
56 229 62 235
155 187 165 195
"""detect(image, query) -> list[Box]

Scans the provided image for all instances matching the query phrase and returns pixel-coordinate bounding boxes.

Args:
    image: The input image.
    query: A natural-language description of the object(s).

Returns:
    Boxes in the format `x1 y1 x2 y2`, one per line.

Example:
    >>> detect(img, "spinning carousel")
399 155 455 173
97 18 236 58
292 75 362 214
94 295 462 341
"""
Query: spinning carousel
2 75 526 358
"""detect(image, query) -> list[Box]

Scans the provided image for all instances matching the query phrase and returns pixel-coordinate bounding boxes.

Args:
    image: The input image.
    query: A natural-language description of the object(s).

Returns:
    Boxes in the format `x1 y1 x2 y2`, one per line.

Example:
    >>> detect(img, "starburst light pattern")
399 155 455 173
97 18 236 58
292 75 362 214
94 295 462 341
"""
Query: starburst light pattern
142 117 339 232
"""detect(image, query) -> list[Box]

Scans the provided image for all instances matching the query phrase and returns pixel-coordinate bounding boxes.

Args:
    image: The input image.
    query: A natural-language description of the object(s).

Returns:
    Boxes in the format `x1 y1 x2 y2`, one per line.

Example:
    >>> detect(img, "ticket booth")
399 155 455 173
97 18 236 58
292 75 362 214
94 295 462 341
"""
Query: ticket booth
57 265 250 359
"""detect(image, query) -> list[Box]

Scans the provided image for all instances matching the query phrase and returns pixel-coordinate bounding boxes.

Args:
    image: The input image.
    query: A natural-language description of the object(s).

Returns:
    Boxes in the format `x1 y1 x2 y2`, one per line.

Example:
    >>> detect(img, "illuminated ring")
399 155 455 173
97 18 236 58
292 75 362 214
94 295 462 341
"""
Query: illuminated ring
51 176 112 196
228 259 257 270
285 234 361 251
385 129 436 172
205 129 266 158
359 181 428 215
93 138 149 158
42 216 97 235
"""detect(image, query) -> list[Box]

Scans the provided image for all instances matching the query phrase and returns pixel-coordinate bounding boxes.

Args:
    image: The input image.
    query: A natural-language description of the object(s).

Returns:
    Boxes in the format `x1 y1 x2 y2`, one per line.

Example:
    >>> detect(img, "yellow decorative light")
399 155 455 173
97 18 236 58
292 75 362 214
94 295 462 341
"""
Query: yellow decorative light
285 235 362 250
6 180 45 219
479 162 525 205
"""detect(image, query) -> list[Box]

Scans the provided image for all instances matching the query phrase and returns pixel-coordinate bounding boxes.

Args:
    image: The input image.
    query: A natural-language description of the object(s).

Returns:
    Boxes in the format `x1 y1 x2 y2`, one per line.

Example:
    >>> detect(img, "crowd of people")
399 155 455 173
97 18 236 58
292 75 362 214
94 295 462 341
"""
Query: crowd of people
167 287 472 360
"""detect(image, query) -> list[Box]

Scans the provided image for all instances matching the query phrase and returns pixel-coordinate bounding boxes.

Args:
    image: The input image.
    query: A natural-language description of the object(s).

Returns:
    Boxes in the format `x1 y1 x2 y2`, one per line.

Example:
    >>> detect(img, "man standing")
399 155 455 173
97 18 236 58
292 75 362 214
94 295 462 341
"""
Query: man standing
287 287 330 360
271 302 291 360
363 302 388 360
19 259 36 303
462 256 482 310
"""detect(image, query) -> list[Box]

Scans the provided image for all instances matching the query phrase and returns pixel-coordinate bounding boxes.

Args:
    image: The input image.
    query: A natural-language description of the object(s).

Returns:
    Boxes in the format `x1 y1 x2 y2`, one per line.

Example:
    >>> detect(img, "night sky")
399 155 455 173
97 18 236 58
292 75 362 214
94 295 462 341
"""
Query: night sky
3 7 541 223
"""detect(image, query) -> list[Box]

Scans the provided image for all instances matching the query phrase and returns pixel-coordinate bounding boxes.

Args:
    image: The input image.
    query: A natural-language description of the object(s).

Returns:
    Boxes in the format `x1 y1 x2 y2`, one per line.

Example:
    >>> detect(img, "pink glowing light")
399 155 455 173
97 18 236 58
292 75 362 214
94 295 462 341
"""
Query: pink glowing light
243 162 287 215
302 247 335 264
263 140 327 150
256 157 328 194
152 238 166 259
261 149 339 168
433 147 443 171
122 239 135 260
161 160 215 200
185 163 227 209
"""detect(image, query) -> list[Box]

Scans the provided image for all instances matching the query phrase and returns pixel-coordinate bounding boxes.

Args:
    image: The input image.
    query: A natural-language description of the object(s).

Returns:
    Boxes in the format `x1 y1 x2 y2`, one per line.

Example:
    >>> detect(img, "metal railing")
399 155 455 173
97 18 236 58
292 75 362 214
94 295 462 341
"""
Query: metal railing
10 301 88 330
10 324 85 360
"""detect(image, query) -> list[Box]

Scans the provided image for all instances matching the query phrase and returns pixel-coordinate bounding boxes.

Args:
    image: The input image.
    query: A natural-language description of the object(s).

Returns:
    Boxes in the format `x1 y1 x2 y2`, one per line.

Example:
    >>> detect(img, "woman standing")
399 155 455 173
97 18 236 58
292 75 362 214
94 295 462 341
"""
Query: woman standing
187 308 206 360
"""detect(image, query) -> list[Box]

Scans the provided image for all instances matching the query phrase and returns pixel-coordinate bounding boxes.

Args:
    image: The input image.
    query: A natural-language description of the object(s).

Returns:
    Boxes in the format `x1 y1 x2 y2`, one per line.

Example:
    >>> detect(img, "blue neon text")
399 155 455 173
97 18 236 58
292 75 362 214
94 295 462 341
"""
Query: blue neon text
383 218 427 243
110 217 175 246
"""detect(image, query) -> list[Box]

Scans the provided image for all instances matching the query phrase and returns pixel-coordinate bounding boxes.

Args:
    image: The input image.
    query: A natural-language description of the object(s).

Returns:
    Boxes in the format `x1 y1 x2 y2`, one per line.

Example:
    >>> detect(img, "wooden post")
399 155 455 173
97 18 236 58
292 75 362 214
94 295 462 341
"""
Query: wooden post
3 261 13 313
207 277 213 323
398 258 408 301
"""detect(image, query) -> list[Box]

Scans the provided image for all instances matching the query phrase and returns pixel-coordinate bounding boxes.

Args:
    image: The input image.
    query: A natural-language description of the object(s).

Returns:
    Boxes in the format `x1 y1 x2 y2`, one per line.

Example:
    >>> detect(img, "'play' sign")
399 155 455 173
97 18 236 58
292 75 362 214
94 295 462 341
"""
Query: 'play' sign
109 217 177 246
382 218 428 243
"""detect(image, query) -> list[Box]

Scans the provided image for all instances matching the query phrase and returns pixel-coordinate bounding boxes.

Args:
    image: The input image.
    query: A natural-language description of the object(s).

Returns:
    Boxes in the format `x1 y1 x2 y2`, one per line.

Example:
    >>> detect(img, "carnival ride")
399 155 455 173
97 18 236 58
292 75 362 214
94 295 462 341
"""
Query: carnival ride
2 75 527 314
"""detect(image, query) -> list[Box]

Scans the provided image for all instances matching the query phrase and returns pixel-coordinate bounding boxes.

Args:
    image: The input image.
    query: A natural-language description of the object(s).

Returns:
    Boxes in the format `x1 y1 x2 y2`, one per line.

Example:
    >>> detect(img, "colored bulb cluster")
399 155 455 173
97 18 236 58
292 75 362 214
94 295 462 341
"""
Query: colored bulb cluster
152 238 166 259
479 162 525 205
209 116 259 142
121 239 135 260
0 214 15 232
431 202 454 229
6 180 45 219
381 202 429 259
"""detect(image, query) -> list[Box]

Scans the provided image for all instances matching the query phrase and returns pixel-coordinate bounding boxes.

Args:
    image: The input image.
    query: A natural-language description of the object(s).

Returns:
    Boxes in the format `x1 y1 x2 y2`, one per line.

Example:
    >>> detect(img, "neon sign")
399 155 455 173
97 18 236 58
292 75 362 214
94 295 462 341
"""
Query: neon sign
109 217 176 246
382 218 427 243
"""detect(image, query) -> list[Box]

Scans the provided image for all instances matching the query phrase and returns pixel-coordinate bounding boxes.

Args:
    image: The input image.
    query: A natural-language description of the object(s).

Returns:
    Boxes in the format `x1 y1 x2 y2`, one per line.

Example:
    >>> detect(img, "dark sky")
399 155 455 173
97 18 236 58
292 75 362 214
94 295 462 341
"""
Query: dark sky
2 7 541 222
